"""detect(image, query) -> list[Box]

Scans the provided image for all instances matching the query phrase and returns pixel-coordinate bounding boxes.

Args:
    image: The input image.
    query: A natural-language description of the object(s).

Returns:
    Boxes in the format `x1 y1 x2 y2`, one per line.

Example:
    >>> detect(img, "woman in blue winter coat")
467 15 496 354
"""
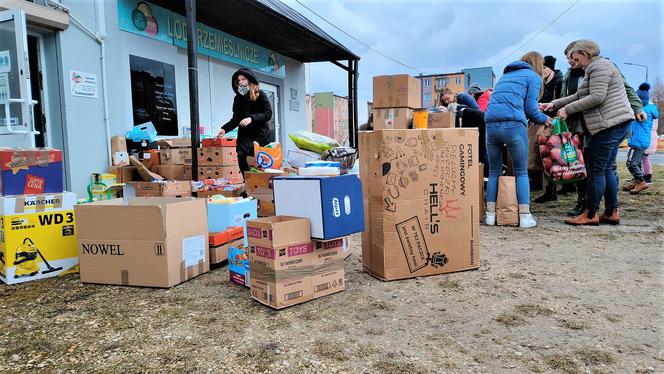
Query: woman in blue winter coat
484 51 552 228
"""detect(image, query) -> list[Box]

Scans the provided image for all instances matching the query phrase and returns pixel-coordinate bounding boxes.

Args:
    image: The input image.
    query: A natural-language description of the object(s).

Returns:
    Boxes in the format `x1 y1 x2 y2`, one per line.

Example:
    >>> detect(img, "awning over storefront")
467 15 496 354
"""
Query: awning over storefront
152 0 360 149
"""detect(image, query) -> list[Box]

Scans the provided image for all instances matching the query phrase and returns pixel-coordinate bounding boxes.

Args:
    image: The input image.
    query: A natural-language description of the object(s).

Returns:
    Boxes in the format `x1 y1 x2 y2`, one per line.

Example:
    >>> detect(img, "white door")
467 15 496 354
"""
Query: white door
260 83 279 143
0 9 38 148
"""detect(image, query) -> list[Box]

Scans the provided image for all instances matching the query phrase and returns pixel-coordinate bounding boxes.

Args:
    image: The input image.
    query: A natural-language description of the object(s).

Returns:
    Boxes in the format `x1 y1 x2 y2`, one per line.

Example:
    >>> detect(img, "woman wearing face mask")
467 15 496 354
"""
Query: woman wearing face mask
217 67 273 173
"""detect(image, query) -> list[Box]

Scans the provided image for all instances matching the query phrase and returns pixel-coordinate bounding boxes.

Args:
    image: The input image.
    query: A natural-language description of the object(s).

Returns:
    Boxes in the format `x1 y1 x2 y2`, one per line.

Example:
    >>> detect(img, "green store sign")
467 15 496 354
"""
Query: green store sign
118 0 286 78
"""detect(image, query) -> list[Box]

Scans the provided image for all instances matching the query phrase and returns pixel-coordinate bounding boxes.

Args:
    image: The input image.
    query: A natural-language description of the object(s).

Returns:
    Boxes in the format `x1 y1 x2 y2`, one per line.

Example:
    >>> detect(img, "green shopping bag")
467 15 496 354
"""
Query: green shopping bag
537 118 587 183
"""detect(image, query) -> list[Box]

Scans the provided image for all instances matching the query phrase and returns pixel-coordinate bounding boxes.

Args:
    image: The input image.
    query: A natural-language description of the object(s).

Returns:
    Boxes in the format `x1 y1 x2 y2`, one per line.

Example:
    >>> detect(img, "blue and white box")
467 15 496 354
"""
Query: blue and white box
207 198 257 247
273 175 365 240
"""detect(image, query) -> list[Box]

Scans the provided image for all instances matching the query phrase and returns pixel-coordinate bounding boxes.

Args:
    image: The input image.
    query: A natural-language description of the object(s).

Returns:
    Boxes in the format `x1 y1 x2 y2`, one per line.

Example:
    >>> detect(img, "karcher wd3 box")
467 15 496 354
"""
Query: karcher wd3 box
0 192 78 284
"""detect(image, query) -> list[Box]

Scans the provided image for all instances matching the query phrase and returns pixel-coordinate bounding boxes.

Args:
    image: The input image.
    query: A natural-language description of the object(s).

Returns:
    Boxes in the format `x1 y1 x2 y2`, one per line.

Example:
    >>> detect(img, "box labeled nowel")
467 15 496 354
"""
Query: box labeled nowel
246 216 310 248
0 192 79 285
273 175 365 240
359 129 480 281
75 198 209 288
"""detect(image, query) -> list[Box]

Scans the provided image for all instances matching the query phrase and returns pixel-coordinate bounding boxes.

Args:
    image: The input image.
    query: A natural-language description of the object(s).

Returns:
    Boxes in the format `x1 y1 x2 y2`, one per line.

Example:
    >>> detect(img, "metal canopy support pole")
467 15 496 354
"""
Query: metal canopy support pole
347 59 354 148
186 0 200 181
352 59 359 149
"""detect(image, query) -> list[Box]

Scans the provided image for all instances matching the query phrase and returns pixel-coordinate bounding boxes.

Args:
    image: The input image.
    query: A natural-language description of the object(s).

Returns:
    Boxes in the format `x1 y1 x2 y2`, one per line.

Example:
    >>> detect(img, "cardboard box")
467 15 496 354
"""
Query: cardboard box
479 163 485 223
210 238 243 265
359 129 480 281
156 137 192 149
198 147 238 166
373 108 414 130
313 237 350 263
207 198 257 247
427 112 456 129
246 216 311 249
132 181 192 198
273 175 365 240
0 192 78 284
244 171 286 195
196 185 244 199
109 166 140 183
129 155 164 181
254 193 275 217
160 148 193 165
373 74 421 109
0 148 63 196
75 198 209 288
312 268 345 298
141 149 161 170
194 166 243 183
111 136 128 154
112 152 129 166
202 138 236 148
228 244 249 287
250 273 313 309
249 241 315 272
153 165 186 181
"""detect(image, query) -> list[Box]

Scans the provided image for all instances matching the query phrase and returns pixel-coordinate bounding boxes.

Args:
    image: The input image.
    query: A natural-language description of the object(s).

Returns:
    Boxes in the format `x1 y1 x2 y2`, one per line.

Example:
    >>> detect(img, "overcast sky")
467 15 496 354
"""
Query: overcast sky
283 0 664 123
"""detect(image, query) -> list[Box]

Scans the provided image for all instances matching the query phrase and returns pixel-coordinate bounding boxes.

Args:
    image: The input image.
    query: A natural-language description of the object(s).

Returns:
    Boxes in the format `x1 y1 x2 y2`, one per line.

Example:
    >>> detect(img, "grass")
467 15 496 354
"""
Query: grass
575 347 616 366
543 353 580 374
495 312 526 327
561 319 589 330
514 303 555 317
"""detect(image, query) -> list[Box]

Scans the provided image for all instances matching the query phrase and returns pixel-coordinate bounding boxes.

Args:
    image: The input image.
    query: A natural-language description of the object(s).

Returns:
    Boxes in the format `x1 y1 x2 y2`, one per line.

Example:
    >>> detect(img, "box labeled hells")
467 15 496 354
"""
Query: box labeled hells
359 129 480 281
75 198 209 288
0 192 79 284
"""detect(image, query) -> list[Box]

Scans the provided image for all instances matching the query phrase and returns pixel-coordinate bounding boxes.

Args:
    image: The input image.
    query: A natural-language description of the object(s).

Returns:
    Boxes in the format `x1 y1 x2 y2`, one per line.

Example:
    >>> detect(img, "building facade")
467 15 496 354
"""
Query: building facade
310 92 348 145
0 0 325 196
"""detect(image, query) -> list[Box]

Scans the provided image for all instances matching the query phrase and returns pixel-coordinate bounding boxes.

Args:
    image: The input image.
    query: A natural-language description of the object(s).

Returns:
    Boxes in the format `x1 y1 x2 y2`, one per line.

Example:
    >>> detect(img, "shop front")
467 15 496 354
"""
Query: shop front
0 0 358 196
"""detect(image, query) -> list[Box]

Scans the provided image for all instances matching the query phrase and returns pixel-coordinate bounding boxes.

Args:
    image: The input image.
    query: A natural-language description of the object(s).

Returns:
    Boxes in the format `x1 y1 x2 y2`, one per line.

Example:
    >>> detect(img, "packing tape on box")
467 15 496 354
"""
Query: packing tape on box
13 194 64 213
121 269 129 285
10 149 51 168
250 259 344 282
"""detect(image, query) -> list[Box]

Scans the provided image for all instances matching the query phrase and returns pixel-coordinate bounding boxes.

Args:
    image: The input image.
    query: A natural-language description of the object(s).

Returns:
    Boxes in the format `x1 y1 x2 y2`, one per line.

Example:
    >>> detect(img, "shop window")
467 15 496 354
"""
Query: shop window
130 55 178 135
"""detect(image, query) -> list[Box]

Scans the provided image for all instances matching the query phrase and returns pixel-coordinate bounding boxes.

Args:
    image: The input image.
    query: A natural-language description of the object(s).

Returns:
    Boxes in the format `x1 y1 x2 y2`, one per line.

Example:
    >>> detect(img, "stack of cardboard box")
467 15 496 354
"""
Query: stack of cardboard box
194 139 242 184
0 148 79 284
247 216 349 309
244 171 286 216
372 74 421 130
155 137 192 181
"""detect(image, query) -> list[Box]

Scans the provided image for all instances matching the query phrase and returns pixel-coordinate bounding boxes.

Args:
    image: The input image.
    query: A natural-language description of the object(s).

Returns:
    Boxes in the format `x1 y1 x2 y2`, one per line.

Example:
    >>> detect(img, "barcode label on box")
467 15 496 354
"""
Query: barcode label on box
314 282 331 292
284 290 303 301
182 235 205 267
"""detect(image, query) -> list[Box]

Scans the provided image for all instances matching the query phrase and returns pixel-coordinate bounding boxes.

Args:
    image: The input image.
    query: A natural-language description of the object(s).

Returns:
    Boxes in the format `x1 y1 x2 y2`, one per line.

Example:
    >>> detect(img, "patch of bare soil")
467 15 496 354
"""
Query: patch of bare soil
1 165 662 373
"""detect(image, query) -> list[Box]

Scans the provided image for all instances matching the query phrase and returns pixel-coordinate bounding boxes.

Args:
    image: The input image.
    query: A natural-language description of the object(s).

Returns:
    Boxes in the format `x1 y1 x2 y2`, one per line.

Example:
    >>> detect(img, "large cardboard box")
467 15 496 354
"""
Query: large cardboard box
75 198 209 288
198 147 238 166
0 192 78 284
359 129 480 281
427 112 456 129
254 193 275 217
373 108 414 130
194 166 243 183
373 75 421 109
132 181 192 198
196 185 244 199
153 165 186 181
156 137 192 149
250 273 313 309
246 216 311 249
210 238 243 265
0 148 63 196
273 175 365 240
160 148 193 165
244 171 286 195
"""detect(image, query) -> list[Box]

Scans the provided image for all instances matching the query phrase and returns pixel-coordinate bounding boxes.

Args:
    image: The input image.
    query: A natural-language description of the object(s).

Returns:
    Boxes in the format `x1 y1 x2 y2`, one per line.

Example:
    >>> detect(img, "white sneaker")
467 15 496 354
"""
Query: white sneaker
519 213 537 228
485 212 496 226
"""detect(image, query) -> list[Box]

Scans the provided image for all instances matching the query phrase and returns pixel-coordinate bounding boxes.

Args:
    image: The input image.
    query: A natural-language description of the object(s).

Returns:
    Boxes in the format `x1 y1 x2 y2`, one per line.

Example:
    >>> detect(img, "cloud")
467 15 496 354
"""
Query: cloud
627 44 645 57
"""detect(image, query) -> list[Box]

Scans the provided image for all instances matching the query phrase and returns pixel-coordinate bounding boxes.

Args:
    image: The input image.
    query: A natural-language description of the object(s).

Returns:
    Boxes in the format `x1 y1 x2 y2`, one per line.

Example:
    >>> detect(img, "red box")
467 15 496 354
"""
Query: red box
202 138 237 148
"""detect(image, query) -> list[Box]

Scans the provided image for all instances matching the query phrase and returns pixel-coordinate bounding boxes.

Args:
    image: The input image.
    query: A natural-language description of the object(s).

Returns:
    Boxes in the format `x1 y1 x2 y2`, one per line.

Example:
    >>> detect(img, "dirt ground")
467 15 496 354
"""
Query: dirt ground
1 164 662 374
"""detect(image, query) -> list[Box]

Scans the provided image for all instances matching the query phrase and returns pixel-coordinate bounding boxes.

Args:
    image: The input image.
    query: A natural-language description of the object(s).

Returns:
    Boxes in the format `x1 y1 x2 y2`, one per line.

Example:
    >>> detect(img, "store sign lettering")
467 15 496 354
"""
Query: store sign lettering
118 0 285 78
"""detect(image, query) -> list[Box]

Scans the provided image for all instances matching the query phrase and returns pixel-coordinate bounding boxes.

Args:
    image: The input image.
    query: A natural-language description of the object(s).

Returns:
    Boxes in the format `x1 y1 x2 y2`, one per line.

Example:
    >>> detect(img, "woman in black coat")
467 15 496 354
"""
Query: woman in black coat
217 67 273 173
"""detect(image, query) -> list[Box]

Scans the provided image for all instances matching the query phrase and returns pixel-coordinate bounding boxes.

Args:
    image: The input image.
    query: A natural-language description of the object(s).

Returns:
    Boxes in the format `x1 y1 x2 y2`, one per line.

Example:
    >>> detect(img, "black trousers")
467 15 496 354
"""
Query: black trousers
456 107 487 165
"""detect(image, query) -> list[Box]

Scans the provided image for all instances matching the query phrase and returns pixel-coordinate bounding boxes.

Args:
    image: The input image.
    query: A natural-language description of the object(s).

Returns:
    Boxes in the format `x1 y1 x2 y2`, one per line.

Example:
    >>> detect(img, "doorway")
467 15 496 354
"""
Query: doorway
27 34 46 147
260 82 280 143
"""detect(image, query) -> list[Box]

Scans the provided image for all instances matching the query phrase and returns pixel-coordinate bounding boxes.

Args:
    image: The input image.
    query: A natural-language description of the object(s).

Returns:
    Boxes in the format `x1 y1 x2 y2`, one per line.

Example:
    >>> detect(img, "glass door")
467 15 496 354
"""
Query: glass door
0 9 37 147
260 83 279 143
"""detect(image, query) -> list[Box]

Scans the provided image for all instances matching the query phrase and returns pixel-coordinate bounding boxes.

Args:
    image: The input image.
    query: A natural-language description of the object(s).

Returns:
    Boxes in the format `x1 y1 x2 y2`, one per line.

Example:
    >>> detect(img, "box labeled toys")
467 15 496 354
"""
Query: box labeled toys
75 198 209 288
0 192 78 284
359 129 480 281
0 148 63 196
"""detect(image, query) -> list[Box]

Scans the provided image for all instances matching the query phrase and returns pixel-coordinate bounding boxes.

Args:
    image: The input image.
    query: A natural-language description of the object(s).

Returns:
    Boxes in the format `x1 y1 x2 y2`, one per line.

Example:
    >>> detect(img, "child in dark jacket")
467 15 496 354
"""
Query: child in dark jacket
484 52 552 228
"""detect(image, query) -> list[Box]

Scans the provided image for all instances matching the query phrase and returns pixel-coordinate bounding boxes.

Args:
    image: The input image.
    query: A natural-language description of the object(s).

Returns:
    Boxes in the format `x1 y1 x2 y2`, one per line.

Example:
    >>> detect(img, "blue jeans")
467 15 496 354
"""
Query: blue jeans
486 123 530 205
585 121 630 216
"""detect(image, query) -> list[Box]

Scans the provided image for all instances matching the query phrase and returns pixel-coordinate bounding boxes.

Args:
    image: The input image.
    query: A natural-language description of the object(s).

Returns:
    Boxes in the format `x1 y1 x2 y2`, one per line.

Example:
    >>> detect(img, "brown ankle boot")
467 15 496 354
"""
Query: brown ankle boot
629 181 649 194
622 180 638 191
565 210 599 226
599 209 620 225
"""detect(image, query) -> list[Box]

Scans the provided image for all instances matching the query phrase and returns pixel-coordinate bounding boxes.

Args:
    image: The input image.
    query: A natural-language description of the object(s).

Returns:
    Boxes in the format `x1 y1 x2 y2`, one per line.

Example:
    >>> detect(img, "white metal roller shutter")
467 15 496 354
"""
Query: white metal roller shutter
209 60 236 136
175 49 190 134
197 56 212 133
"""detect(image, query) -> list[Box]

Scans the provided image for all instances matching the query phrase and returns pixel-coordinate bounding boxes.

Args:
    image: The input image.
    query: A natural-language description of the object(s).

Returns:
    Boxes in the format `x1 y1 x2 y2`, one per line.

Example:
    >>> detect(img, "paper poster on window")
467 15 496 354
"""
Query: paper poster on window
0 73 9 105
70 70 98 98
0 51 10 74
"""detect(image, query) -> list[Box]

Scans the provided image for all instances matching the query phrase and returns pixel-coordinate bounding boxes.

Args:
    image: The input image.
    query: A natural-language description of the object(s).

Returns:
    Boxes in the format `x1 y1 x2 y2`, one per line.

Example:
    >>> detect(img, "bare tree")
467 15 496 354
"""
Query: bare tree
652 78 664 134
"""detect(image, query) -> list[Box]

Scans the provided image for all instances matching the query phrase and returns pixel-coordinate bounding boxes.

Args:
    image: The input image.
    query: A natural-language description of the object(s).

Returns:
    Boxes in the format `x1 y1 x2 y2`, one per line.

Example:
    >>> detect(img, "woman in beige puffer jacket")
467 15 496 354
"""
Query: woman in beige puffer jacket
542 40 634 226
